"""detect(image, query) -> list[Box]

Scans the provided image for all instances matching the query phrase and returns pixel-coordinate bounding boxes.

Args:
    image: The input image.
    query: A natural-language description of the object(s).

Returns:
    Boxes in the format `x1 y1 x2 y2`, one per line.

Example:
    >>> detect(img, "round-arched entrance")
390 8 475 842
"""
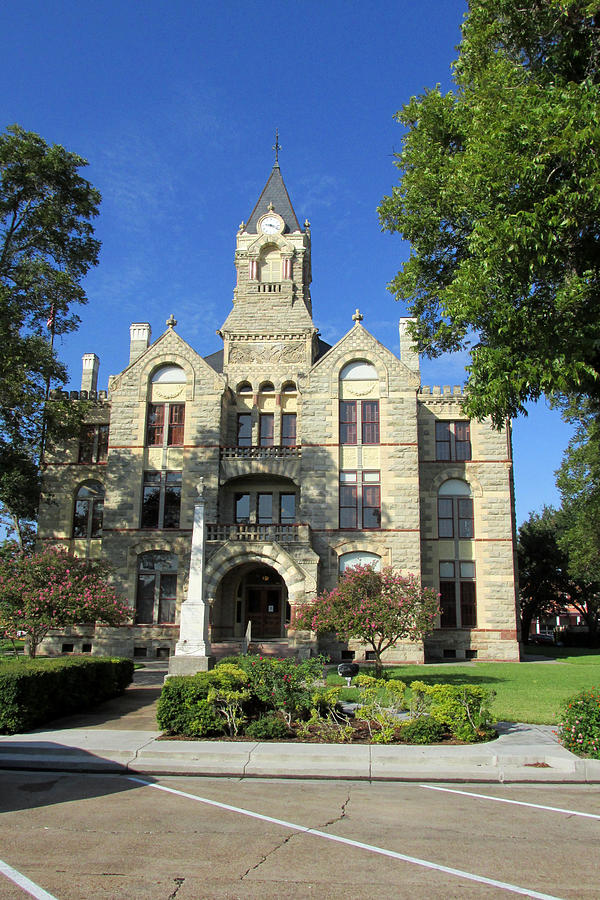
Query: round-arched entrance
211 562 290 641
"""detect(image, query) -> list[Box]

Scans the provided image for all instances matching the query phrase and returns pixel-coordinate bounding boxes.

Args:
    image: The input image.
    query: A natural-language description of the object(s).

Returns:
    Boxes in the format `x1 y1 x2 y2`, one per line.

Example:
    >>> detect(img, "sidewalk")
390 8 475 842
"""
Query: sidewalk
1 661 599 783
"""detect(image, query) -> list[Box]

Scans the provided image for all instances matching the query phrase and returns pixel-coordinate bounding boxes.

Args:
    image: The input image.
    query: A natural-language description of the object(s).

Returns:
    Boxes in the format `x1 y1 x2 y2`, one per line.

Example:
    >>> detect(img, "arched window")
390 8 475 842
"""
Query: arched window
259 246 281 282
339 551 381 573
281 381 297 393
438 480 473 539
236 381 252 394
151 365 186 384
135 551 177 625
73 481 104 539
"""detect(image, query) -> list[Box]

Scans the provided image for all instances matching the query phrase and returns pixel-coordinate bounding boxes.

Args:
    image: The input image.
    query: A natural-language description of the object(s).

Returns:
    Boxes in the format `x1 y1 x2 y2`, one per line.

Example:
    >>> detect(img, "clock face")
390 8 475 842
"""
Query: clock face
260 214 282 234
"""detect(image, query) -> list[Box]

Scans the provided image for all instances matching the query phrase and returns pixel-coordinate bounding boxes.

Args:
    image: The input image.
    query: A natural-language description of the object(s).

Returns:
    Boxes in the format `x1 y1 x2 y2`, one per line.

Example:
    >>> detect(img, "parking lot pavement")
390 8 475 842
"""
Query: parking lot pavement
0 771 598 899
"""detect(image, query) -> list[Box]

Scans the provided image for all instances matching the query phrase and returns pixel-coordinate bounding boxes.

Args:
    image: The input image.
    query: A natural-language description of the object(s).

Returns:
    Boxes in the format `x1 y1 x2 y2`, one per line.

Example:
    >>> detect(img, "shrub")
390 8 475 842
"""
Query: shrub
409 681 496 742
558 688 600 758
241 655 326 727
0 657 133 734
157 673 214 735
245 714 291 740
353 675 407 743
399 715 445 744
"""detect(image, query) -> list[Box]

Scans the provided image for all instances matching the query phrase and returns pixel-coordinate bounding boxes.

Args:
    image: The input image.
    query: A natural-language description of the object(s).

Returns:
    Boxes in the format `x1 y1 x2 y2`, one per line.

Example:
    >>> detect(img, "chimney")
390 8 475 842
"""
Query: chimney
129 323 151 364
399 317 420 375
81 353 100 392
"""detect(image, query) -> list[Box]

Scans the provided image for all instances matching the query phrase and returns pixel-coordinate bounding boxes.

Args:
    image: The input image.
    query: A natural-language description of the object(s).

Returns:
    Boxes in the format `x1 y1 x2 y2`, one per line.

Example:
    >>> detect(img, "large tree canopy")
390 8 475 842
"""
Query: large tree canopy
379 0 600 424
0 125 101 528
556 399 600 583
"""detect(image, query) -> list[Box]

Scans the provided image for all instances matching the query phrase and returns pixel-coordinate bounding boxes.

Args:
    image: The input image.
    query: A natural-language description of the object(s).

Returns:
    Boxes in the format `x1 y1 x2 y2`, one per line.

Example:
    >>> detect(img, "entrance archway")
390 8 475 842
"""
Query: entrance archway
210 562 290 641
243 566 289 639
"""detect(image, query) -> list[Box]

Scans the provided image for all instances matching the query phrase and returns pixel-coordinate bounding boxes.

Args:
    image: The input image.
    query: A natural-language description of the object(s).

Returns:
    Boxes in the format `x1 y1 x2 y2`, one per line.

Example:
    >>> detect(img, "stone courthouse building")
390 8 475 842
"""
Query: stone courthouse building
38 162 520 668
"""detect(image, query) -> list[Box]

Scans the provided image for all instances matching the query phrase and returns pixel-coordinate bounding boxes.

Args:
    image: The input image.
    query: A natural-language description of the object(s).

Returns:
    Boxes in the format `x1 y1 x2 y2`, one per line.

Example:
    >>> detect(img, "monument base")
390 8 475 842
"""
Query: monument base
167 655 215 676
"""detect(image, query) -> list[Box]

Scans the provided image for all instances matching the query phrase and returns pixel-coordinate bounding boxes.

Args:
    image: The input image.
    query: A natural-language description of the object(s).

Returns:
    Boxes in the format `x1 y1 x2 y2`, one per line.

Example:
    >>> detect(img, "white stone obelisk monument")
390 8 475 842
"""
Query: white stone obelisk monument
169 479 214 674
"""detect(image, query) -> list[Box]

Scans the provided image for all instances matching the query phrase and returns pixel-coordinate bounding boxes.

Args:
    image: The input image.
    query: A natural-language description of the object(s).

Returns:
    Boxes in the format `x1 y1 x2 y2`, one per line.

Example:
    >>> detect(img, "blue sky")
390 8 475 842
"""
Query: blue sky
1 0 572 525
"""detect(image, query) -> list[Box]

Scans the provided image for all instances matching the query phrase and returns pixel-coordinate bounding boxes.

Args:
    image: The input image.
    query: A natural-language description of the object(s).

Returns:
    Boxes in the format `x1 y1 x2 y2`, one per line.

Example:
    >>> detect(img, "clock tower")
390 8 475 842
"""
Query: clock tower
219 159 318 373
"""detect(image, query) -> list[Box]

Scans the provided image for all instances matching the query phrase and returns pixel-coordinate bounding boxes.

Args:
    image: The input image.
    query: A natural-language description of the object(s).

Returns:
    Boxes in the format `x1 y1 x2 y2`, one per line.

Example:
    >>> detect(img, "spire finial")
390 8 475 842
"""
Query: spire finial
352 308 364 323
166 314 177 329
273 128 282 166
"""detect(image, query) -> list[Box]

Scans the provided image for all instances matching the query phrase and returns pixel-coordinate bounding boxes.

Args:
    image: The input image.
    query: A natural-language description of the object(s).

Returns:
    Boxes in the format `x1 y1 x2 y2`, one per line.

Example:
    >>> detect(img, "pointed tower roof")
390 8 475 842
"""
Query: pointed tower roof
245 165 302 234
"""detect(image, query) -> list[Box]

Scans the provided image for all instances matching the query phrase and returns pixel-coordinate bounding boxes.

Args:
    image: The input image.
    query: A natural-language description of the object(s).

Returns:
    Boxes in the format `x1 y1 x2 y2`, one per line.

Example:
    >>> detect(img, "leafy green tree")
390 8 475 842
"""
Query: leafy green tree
379 1 600 424
556 401 600 583
0 545 130 657
0 124 101 529
517 507 569 641
295 565 439 677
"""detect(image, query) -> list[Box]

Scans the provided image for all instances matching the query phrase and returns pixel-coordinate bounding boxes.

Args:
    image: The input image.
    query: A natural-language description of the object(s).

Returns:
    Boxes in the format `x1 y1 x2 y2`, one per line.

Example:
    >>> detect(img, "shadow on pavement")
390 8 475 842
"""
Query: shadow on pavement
0 751 155 814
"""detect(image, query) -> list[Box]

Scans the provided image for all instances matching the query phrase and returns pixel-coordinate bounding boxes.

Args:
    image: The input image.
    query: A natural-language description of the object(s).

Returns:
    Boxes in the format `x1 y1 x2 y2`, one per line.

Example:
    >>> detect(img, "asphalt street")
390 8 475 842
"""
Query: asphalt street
0 771 598 899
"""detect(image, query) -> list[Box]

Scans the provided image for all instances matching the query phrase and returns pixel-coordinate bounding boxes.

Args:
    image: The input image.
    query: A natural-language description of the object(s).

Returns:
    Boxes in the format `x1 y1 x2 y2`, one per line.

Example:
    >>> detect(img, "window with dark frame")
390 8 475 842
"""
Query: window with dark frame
135 552 177 625
141 471 181 529
438 496 474 539
281 413 297 446
237 413 252 446
339 471 358 528
439 560 477 628
435 421 471 460
78 424 109 463
259 413 274 446
339 401 357 445
235 493 250 523
362 471 381 528
279 493 296 524
146 403 185 447
72 481 104 539
361 401 380 444
257 493 273 524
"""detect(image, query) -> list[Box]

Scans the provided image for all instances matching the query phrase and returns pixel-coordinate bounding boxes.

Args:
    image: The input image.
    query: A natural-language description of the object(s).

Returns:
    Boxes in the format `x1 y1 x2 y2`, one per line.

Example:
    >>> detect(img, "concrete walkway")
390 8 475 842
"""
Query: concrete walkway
1 661 599 783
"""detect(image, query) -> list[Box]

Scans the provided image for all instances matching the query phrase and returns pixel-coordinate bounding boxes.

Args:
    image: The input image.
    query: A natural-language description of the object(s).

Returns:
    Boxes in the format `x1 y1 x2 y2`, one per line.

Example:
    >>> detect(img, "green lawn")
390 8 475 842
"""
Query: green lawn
328 647 600 724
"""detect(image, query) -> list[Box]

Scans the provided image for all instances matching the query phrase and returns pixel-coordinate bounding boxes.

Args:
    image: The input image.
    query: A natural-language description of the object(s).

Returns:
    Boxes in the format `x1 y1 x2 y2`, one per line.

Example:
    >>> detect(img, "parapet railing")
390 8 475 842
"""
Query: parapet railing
220 445 301 460
206 523 310 544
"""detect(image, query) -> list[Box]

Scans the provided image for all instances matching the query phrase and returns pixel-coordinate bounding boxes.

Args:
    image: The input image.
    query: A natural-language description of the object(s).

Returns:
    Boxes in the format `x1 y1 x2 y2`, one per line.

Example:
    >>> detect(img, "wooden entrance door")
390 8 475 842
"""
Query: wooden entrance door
246 586 282 638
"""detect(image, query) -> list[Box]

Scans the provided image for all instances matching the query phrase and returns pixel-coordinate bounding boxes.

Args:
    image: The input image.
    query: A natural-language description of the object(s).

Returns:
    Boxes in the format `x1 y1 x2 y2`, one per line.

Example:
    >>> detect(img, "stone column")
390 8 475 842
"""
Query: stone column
168 479 214 674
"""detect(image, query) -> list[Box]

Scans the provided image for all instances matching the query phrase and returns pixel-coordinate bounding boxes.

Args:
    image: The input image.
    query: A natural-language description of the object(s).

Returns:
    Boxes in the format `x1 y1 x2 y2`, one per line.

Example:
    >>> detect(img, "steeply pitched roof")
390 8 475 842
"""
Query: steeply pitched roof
246 165 302 234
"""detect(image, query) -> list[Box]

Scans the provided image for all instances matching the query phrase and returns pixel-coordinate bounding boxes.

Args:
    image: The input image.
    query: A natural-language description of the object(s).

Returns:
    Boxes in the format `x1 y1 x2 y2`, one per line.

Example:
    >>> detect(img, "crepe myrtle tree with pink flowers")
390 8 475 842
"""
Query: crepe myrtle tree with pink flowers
0 544 130 657
296 564 440 677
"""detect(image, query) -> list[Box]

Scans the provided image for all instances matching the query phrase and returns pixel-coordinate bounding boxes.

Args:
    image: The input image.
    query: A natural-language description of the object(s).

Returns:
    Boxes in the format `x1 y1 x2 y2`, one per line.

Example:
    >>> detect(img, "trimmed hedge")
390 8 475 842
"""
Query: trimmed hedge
0 657 134 734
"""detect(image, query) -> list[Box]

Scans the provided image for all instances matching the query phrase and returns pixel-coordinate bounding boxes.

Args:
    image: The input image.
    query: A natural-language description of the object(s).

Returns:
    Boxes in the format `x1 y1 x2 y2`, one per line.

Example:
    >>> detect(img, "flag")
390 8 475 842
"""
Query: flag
46 304 55 330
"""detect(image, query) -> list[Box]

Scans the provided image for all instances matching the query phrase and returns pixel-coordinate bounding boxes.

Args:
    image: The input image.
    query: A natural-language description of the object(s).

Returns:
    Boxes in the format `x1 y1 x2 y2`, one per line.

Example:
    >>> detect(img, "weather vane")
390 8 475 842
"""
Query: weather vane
273 129 282 165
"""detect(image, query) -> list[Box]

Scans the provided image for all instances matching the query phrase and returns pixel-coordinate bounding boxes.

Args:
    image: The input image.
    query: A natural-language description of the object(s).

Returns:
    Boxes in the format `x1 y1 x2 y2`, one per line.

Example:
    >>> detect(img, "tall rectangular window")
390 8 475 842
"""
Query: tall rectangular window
147 404 165 446
361 401 380 444
235 493 250 523
237 413 252 446
259 413 274 447
438 498 454 538
141 471 181 529
436 421 471 460
280 493 296 524
257 493 273 524
339 401 357 445
78 424 109 463
438 497 474 539
439 560 477 628
281 413 297 446
339 471 358 528
455 422 471 460
168 404 185 446
362 471 381 528
147 404 185 447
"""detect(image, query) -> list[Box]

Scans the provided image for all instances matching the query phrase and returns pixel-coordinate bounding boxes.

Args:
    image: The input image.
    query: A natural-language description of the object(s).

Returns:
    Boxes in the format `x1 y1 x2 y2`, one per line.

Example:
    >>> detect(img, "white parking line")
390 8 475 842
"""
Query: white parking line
421 784 600 820
0 858 59 900
128 776 565 900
